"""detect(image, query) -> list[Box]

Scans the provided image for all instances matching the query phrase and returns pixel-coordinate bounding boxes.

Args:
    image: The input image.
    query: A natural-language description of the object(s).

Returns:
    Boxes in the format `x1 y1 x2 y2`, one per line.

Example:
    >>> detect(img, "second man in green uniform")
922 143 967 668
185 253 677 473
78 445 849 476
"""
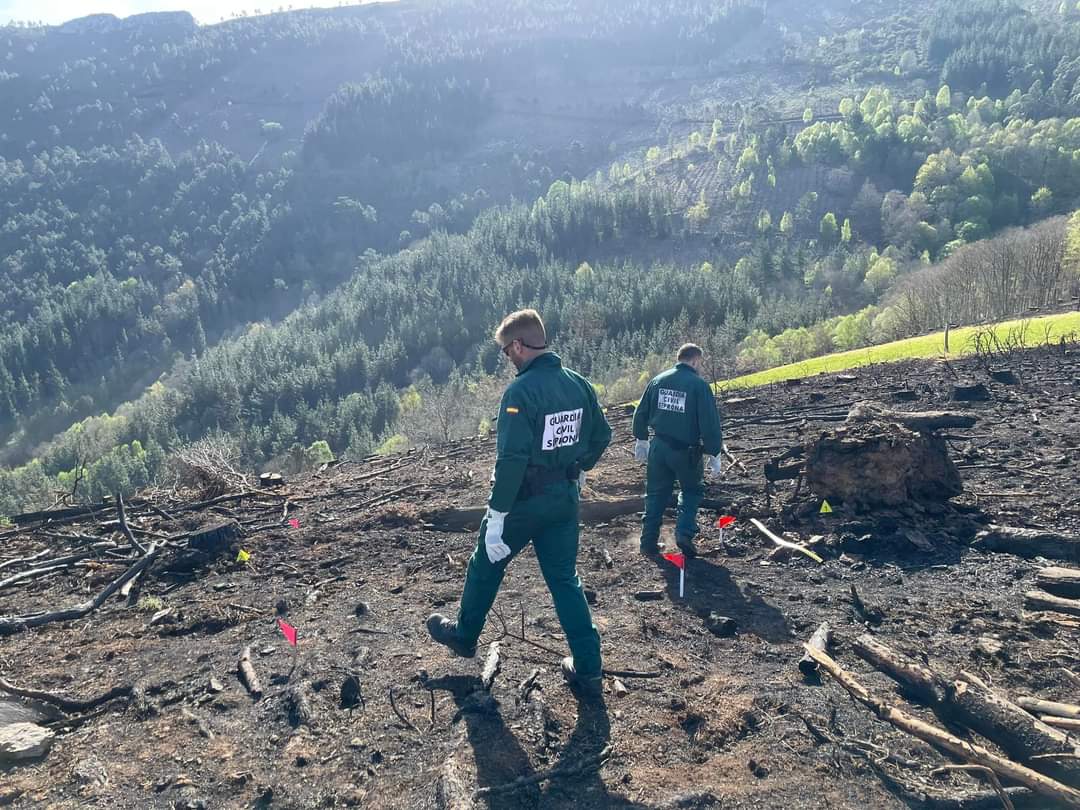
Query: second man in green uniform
632 343 723 558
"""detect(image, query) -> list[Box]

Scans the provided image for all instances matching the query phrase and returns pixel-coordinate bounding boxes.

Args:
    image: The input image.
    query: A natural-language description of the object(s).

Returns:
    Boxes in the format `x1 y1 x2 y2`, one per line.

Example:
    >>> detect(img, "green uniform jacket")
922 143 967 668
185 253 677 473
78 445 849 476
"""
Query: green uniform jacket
632 363 722 455
489 353 612 513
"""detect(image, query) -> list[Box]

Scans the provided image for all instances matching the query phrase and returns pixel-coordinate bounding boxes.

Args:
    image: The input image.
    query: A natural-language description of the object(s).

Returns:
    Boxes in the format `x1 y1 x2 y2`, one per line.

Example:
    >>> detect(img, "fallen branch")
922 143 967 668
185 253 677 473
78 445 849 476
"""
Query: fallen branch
0 676 132 713
749 518 823 564
120 569 144 602
601 668 663 679
1017 697 1080 721
1024 611 1080 629
974 526 1080 563
721 443 749 475
10 498 146 526
0 543 161 635
0 548 51 572
344 484 422 515
797 622 831 679
437 723 475 810
1037 567 1080 599
1042 717 1080 733
806 644 1080 808
851 635 1080 780
846 402 978 432
480 642 502 691
237 646 263 699
1025 591 1080 618
116 492 148 556
388 685 420 732
0 562 89 591
852 634 940 701
472 745 611 799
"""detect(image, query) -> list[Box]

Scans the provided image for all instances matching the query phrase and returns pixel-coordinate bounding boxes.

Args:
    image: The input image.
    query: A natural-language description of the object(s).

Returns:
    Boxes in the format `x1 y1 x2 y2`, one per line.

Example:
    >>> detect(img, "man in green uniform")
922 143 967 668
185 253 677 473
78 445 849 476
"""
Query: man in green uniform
427 309 612 697
632 343 723 558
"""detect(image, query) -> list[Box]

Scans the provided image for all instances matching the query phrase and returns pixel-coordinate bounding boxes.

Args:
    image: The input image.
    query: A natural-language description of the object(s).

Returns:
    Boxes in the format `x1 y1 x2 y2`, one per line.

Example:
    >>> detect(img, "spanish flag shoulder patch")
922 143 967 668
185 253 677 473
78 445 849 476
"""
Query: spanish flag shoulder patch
505 406 520 414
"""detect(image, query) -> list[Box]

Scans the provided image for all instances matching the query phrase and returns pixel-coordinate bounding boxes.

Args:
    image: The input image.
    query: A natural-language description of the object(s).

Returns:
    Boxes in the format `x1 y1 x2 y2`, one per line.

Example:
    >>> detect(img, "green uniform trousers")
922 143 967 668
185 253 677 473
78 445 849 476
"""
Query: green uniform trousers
456 481 602 677
641 438 704 545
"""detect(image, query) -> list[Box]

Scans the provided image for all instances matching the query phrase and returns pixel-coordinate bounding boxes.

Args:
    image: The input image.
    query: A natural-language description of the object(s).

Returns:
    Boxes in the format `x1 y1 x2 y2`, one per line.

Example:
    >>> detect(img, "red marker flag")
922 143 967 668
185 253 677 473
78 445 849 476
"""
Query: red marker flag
716 515 736 542
288 518 300 529
661 552 685 569
277 617 298 646
662 551 686 598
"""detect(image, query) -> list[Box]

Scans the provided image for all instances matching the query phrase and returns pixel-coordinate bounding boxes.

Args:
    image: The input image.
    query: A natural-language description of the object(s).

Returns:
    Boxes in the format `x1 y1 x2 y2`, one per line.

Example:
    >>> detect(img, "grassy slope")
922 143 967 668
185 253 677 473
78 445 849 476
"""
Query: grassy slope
717 311 1080 390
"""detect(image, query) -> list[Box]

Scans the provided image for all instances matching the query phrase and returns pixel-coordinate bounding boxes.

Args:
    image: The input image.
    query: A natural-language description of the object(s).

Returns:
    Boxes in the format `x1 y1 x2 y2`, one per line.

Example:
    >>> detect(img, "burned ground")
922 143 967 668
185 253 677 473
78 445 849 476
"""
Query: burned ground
1 344 1079 809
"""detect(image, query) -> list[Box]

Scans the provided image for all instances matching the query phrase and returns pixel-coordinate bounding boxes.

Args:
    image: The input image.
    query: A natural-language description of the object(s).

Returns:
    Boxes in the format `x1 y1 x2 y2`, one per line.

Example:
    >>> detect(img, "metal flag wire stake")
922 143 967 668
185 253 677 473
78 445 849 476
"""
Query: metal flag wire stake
278 617 300 677
662 551 686 597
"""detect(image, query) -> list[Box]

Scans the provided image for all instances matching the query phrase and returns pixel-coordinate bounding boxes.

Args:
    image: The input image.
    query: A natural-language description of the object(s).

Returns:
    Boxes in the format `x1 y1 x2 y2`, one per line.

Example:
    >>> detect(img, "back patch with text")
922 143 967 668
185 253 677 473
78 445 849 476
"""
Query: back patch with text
658 388 687 413
542 408 582 451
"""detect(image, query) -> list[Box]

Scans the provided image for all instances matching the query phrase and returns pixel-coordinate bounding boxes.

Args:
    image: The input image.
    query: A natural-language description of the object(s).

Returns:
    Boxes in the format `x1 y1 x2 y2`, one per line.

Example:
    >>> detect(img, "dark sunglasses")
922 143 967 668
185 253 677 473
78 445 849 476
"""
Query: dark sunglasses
500 338 547 356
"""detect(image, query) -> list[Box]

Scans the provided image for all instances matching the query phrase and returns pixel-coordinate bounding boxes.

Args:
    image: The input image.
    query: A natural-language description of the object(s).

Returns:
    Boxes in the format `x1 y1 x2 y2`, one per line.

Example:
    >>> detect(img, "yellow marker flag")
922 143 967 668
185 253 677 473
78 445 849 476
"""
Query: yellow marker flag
236 549 251 563
820 500 833 515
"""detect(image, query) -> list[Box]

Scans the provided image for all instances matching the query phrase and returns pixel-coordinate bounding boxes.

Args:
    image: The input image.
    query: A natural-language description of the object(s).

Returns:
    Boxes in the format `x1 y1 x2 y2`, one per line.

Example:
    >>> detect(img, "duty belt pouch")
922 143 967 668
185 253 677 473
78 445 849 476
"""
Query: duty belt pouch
658 433 701 465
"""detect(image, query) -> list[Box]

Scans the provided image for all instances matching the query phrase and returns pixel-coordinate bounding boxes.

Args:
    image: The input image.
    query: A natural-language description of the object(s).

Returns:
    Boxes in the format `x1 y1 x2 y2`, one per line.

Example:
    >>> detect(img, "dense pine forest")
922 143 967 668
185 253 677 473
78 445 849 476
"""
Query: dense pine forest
1 0 1079 515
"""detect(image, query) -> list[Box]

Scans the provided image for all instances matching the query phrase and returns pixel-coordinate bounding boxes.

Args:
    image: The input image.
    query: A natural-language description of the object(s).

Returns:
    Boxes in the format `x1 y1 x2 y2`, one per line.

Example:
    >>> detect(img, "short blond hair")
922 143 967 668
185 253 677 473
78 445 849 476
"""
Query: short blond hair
677 343 703 362
495 309 547 348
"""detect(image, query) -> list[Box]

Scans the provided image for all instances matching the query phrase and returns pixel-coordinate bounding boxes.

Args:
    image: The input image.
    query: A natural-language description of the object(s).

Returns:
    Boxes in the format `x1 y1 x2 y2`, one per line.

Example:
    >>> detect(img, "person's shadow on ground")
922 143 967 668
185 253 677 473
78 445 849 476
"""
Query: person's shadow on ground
426 674 651 808
423 673 537 809
543 693 653 808
650 553 793 643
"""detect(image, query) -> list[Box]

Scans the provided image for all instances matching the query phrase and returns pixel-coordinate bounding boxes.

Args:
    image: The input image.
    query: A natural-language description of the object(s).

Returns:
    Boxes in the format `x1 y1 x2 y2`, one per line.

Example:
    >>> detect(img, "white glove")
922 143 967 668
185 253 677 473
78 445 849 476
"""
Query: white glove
577 470 587 491
634 439 649 463
705 455 724 479
483 508 511 564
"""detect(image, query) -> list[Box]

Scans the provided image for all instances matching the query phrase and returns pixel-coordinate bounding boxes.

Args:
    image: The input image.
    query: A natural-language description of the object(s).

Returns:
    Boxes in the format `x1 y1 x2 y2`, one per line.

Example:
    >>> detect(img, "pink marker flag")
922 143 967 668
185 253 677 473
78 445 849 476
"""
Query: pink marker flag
277 617 298 646
288 518 300 529
662 551 686 598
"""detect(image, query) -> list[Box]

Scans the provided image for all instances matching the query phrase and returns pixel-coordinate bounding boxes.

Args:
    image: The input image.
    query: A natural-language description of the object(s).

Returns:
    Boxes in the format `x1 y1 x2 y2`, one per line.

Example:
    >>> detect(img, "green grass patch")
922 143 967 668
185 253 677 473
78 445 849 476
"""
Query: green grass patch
136 595 164 613
718 311 1080 391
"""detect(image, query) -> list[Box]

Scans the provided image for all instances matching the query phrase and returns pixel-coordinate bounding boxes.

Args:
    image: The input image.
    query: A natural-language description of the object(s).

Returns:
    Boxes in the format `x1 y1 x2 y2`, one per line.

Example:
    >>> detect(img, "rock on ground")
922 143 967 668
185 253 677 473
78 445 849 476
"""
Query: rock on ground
0 722 55 762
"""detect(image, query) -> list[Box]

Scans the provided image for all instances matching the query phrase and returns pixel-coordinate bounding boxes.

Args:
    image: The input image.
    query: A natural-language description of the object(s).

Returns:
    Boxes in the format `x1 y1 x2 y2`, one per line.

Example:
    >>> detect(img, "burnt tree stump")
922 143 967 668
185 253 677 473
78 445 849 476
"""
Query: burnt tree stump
806 421 962 509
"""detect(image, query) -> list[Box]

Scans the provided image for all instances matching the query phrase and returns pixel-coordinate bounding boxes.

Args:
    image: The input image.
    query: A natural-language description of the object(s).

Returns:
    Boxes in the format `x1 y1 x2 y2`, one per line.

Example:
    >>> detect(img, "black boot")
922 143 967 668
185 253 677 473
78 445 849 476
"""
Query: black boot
675 534 698 558
639 537 661 556
425 613 476 658
561 656 603 699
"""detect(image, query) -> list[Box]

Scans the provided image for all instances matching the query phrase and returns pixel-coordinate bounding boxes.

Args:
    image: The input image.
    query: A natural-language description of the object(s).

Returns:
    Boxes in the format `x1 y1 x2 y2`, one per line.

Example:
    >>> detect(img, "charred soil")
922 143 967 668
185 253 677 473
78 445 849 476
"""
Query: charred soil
1 345 1079 808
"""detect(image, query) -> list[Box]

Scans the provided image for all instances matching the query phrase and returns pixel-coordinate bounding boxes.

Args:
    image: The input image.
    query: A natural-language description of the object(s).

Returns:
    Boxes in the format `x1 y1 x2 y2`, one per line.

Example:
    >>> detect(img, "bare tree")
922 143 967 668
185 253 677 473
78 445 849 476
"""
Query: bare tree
885 217 1069 336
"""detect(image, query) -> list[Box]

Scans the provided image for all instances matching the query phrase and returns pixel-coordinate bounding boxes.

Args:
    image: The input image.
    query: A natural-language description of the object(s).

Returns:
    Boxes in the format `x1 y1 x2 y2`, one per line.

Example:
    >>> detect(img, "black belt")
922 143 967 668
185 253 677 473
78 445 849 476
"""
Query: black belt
655 432 687 450
655 433 703 460
518 463 581 501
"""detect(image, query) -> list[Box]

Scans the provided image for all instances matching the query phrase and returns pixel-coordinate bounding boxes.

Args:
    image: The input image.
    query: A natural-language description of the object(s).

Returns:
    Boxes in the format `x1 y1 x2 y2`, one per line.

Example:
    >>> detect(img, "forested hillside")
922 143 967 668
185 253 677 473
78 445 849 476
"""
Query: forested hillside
1 0 1079 515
